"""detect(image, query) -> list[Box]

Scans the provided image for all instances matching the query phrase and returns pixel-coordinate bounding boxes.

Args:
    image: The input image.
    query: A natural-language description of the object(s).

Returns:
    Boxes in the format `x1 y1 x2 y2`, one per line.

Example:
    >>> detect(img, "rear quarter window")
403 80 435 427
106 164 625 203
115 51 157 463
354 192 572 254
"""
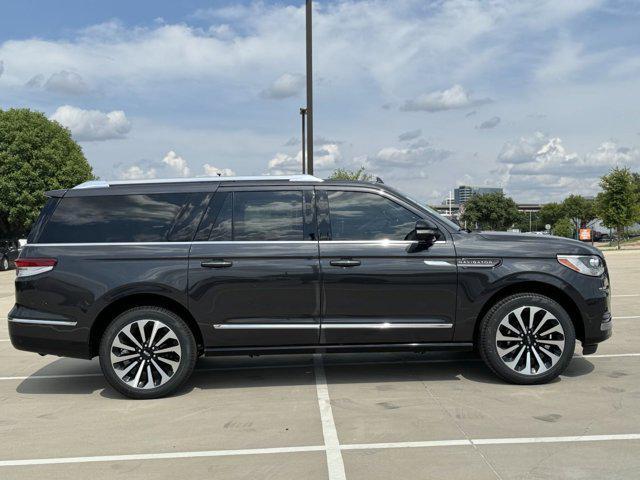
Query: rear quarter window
38 193 190 243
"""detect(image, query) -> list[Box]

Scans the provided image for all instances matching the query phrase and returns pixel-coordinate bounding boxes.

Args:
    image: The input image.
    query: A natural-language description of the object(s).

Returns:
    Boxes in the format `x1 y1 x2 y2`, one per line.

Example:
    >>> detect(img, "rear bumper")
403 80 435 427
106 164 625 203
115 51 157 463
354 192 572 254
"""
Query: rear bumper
8 308 91 359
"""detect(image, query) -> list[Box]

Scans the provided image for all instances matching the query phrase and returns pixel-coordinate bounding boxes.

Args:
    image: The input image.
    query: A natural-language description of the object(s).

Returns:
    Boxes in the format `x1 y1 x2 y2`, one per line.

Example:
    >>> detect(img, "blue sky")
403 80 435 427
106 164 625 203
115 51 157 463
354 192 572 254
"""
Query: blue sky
1 0 639 203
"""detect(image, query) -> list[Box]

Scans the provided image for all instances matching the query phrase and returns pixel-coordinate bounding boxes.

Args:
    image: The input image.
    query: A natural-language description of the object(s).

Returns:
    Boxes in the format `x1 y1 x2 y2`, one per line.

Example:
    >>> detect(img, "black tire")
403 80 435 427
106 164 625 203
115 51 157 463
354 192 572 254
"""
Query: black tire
0 256 8 271
99 306 197 399
478 293 576 384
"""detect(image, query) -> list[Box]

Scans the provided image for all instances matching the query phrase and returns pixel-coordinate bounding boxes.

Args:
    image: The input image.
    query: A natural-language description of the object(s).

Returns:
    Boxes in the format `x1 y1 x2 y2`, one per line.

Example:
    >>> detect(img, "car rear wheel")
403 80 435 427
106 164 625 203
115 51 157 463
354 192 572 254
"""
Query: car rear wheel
0 256 9 271
478 293 576 384
99 306 197 399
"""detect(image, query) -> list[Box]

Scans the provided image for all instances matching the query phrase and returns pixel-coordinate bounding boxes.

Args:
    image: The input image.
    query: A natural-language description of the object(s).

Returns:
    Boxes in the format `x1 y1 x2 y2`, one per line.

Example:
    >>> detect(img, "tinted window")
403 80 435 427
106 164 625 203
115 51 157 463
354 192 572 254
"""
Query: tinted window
39 194 188 243
327 190 420 240
168 193 211 242
209 192 232 241
233 191 303 241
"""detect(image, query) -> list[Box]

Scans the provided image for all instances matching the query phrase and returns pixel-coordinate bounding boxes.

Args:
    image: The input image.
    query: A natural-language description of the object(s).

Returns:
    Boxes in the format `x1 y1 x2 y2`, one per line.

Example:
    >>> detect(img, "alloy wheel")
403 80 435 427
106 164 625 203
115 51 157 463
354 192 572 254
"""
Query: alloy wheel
110 319 182 389
495 306 565 376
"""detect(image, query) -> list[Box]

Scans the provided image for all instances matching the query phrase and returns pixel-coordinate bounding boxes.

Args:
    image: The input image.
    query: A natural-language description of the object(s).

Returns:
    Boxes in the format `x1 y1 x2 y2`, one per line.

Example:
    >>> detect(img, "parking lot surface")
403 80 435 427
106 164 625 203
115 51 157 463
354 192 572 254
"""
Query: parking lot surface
1 250 639 479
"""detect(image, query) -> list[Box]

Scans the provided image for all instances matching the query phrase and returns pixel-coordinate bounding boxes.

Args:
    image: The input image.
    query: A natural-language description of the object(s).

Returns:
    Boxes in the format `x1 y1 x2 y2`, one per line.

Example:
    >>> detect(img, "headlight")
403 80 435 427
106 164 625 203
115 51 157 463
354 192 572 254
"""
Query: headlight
557 255 605 276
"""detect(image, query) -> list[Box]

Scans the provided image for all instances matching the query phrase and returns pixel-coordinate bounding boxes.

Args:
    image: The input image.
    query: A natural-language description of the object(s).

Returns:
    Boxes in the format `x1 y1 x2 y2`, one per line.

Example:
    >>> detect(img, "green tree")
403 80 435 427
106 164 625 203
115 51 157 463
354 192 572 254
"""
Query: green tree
461 192 520 231
562 194 596 234
539 202 565 229
0 108 93 236
328 166 373 181
553 217 575 238
595 167 640 249
514 210 540 232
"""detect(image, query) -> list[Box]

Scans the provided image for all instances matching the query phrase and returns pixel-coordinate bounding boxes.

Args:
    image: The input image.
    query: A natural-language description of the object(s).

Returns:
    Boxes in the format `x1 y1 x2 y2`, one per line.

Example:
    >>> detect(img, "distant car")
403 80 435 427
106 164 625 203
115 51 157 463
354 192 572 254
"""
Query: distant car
0 240 19 271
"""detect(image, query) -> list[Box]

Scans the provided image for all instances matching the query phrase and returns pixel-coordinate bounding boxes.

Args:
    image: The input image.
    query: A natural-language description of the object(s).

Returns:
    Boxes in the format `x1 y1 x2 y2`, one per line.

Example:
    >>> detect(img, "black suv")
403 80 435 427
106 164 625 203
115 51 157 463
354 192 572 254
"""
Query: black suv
9 175 612 398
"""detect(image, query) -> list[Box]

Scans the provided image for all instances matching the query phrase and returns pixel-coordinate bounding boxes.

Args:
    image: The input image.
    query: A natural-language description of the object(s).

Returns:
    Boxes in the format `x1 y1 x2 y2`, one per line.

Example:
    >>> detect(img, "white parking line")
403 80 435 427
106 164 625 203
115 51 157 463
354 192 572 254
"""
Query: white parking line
615 315 640 319
612 294 640 297
0 445 326 467
342 433 640 451
1 433 639 468
313 354 347 480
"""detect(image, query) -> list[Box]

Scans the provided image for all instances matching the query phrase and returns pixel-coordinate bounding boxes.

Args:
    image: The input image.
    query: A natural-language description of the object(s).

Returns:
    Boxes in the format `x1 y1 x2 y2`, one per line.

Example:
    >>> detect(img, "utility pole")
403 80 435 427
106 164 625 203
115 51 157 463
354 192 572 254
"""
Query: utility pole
300 108 307 174
305 0 314 175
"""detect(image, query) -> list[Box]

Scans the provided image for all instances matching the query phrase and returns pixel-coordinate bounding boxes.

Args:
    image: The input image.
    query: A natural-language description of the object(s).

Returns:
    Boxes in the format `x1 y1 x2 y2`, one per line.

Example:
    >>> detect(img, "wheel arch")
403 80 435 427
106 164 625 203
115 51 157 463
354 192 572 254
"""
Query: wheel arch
473 281 585 345
90 293 203 357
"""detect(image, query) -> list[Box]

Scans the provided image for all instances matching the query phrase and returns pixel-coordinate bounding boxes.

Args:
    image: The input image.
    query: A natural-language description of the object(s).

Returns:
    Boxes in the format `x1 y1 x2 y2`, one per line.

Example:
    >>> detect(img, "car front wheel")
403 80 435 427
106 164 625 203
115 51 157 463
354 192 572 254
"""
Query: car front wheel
99 306 197 399
479 293 576 384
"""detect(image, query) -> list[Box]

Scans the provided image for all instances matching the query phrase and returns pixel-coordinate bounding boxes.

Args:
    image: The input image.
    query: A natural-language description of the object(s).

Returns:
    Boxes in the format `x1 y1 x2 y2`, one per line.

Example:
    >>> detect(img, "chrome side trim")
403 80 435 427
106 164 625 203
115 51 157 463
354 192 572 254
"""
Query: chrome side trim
30 239 447 247
322 323 453 329
8 317 78 327
319 240 447 245
423 260 456 267
213 323 319 329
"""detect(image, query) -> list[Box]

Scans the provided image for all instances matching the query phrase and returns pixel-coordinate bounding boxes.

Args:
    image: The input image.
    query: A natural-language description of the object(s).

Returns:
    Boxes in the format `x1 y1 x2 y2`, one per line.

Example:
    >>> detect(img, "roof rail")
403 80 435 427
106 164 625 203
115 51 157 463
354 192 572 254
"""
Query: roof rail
73 174 323 189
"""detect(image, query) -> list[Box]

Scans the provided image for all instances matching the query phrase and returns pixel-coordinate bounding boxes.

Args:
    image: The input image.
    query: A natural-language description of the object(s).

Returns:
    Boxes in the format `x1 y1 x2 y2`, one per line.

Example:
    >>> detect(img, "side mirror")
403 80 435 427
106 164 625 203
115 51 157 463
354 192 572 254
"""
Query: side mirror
415 220 439 243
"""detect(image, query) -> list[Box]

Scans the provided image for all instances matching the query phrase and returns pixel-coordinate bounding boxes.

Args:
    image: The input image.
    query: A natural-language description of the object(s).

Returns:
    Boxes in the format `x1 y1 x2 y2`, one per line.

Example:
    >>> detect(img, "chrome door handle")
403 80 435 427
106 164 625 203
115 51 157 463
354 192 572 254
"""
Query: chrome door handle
201 259 233 268
330 259 361 267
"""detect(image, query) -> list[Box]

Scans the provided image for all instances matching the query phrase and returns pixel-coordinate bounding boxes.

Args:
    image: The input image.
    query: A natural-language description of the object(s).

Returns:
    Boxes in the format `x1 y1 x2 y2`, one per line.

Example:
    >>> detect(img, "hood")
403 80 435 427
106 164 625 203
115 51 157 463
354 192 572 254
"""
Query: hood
454 231 602 258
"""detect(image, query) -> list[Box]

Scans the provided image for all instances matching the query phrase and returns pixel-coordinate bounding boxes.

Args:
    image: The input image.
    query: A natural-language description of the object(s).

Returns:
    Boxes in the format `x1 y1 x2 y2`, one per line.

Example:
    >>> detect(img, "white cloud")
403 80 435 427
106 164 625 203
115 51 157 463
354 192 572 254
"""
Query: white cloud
261 73 305 99
365 141 452 173
0 60 4 78
497 132 640 200
398 129 422 142
50 105 131 141
162 150 190 177
476 116 501 129
25 74 44 88
401 85 491 112
268 151 303 175
44 70 89 94
0 2 609 97
203 164 235 176
267 143 342 175
119 165 157 180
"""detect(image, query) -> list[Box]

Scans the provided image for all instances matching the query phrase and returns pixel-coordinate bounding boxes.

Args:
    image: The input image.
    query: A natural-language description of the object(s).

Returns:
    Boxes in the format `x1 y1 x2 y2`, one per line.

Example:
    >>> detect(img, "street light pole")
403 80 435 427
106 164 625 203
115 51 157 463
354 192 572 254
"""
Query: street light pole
300 107 307 174
305 0 314 175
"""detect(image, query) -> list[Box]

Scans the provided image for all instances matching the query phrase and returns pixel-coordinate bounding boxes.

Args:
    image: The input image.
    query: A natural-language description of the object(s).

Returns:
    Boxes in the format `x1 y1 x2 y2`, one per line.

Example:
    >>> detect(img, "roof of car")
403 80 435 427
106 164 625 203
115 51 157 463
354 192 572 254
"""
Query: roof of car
46 175 386 197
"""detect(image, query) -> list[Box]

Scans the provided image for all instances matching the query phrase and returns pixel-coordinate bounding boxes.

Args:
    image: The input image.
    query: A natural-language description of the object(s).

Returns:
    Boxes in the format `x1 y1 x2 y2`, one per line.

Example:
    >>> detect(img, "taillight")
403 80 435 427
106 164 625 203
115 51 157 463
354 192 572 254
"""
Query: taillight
15 258 57 277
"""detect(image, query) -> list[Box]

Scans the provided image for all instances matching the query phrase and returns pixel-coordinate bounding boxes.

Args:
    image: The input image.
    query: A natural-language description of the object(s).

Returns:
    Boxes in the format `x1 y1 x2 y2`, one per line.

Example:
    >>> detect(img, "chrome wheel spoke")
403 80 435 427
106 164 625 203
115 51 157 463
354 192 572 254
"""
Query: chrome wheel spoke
496 332 520 342
537 339 565 347
539 324 563 337
154 345 181 355
504 345 526 369
496 305 565 376
121 324 143 349
137 320 148 344
156 356 180 370
148 321 161 347
110 319 181 390
114 359 139 379
497 343 520 357
111 353 139 363
112 338 136 352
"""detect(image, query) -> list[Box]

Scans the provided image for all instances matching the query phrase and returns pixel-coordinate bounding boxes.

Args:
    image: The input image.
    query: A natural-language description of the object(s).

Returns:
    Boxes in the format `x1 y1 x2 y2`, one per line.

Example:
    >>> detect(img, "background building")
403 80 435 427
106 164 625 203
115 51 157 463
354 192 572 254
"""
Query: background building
454 185 503 204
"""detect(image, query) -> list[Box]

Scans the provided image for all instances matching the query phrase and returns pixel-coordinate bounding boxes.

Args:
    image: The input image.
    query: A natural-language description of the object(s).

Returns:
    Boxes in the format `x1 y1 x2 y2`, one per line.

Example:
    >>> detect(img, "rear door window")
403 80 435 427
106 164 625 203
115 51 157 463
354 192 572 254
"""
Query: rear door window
195 190 308 241
38 194 189 243
233 191 303 241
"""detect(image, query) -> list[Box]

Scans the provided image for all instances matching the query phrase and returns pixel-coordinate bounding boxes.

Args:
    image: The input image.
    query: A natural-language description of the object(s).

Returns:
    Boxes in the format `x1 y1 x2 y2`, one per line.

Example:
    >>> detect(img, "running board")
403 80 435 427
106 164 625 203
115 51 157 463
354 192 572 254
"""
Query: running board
204 342 474 356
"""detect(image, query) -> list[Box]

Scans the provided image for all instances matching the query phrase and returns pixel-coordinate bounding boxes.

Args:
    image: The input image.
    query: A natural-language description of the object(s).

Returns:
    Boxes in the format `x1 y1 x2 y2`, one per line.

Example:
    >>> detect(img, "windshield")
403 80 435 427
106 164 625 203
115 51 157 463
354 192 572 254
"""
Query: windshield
383 185 463 232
